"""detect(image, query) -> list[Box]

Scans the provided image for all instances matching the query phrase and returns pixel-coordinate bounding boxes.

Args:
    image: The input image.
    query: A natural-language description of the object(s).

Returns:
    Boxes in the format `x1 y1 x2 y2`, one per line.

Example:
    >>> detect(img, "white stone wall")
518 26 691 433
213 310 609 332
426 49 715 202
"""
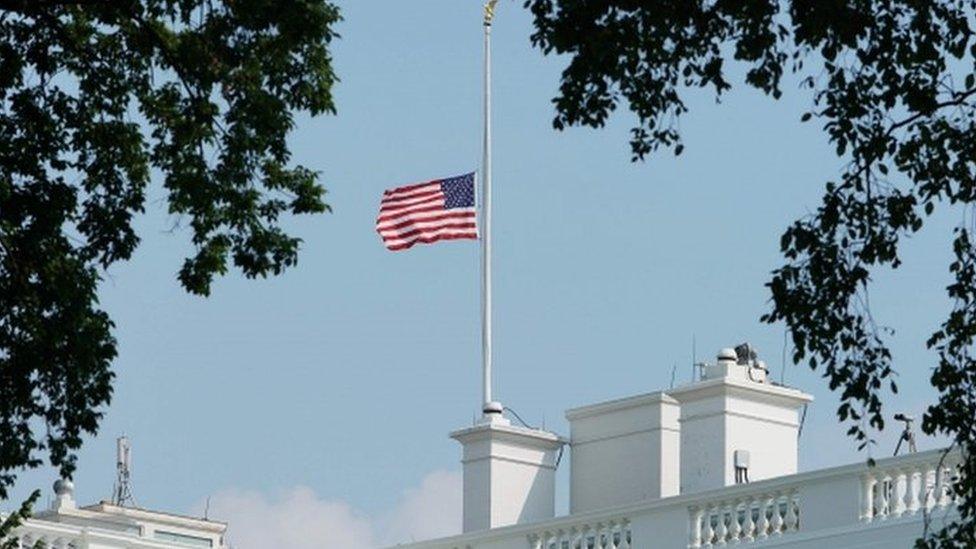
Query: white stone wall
567 392 680 513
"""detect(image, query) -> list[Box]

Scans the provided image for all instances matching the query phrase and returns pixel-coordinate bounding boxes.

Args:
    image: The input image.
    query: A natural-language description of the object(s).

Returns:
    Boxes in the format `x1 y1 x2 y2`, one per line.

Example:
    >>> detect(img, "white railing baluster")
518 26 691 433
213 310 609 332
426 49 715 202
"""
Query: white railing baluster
716 501 729 546
784 489 799 532
742 497 756 542
923 466 936 511
878 474 892 518
756 494 771 540
857 453 964 522
686 487 805 546
893 469 907 517
862 473 876 522
689 506 703 548
529 518 631 549
703 505 716 547
620 519 633 549
941 465 955 507
908 466 922 514
770 491 785 536
728 499 742 542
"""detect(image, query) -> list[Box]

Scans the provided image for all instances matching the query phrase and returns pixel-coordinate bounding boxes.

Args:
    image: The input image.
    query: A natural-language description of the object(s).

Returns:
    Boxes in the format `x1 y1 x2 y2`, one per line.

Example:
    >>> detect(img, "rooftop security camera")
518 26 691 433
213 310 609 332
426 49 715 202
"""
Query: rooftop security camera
894 413 918 456
734 343 758 365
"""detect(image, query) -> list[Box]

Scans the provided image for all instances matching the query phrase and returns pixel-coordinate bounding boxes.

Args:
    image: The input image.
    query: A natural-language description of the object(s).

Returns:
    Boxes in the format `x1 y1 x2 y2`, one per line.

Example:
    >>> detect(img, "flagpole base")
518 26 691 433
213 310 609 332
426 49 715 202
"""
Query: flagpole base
483 401 503 415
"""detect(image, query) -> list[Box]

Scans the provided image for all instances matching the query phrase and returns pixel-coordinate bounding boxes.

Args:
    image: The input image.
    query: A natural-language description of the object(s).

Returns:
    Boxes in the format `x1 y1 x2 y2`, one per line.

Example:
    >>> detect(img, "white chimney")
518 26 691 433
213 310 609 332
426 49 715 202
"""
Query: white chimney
452 415 565 533
668 346 813 494
566 392 680 513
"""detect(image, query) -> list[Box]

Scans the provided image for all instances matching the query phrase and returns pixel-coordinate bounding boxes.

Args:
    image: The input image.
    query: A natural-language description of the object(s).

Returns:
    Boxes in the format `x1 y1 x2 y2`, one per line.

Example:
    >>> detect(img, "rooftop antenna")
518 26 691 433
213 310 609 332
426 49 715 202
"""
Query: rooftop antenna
893 413 918 456
691 336 709 381
111 435 136 507
780 327 788 384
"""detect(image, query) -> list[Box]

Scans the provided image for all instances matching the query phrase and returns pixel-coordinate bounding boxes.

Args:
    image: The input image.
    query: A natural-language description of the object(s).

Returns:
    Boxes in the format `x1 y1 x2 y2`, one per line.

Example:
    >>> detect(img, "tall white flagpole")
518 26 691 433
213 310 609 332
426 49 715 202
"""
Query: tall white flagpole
482 0 502 418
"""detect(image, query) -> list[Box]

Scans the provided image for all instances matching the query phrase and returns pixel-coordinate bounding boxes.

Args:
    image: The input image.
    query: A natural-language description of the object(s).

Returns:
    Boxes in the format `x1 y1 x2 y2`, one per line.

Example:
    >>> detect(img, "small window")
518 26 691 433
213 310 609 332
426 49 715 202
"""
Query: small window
154 530 214 548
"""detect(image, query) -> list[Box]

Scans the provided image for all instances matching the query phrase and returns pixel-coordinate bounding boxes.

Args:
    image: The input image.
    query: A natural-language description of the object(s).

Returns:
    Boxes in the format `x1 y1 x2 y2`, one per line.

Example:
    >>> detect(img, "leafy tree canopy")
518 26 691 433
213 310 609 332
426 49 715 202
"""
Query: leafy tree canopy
0 491 37 547
0 0 338 504
526 0 976 545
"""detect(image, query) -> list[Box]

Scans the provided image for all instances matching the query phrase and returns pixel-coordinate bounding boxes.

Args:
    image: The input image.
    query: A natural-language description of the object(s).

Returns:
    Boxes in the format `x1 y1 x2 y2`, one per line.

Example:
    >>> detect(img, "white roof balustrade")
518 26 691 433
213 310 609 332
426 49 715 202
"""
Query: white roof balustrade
390 448 961 549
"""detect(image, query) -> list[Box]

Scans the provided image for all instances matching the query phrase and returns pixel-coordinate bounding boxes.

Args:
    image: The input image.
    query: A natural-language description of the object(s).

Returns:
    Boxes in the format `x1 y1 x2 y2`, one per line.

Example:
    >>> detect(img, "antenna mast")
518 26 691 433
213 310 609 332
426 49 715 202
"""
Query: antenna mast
112 436 136 507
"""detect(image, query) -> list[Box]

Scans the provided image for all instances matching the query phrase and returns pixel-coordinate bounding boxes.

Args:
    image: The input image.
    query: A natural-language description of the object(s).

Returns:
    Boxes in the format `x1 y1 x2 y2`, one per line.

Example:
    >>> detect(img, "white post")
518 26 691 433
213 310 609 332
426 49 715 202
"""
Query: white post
481 1 501 417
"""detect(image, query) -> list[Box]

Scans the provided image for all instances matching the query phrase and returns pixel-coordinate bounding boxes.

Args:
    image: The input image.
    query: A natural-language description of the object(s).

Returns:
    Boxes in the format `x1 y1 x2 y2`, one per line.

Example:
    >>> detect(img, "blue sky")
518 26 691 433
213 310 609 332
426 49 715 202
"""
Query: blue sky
7 1 960 545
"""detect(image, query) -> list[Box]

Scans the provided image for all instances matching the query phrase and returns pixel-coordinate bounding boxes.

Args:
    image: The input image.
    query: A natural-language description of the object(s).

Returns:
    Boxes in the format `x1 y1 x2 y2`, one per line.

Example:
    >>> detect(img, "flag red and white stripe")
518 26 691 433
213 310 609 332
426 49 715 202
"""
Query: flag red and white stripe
376 173 478 251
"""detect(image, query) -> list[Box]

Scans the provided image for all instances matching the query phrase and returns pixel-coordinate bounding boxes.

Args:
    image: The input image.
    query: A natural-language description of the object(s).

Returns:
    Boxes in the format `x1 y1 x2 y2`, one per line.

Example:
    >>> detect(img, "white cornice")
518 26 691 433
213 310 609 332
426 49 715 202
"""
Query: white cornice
668 377 813 407
41 502 227 533
450 422 566 449
565 391 678 421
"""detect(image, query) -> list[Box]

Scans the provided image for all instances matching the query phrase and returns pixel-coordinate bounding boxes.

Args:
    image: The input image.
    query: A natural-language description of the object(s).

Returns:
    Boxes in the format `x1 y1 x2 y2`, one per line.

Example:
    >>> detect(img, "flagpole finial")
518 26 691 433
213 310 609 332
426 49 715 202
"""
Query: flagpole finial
484 0 499 26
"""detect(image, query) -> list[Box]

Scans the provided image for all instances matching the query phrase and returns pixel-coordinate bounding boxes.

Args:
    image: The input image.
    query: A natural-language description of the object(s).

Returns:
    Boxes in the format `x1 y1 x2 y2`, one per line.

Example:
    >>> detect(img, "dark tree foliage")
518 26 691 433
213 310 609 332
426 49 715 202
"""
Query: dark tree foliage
526 0 976 545
0 491 37 548
0 0 337 507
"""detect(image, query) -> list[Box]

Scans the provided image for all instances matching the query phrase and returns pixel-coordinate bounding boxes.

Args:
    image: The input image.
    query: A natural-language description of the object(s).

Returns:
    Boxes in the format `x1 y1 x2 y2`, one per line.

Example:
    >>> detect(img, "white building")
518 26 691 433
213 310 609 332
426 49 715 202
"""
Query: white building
4 345 958 549
396 346 960 549
6 480 226 549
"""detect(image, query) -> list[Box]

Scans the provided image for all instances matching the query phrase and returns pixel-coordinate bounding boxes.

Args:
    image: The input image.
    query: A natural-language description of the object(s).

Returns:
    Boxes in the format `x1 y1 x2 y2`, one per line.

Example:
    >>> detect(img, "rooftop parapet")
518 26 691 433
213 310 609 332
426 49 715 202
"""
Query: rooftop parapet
15 479 227 548
390 448 961 549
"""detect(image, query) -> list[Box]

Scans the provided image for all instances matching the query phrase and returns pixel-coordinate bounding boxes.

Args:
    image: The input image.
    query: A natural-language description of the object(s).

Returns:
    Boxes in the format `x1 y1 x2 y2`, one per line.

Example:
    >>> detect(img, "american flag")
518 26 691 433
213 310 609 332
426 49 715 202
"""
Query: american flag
376 172 479 251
